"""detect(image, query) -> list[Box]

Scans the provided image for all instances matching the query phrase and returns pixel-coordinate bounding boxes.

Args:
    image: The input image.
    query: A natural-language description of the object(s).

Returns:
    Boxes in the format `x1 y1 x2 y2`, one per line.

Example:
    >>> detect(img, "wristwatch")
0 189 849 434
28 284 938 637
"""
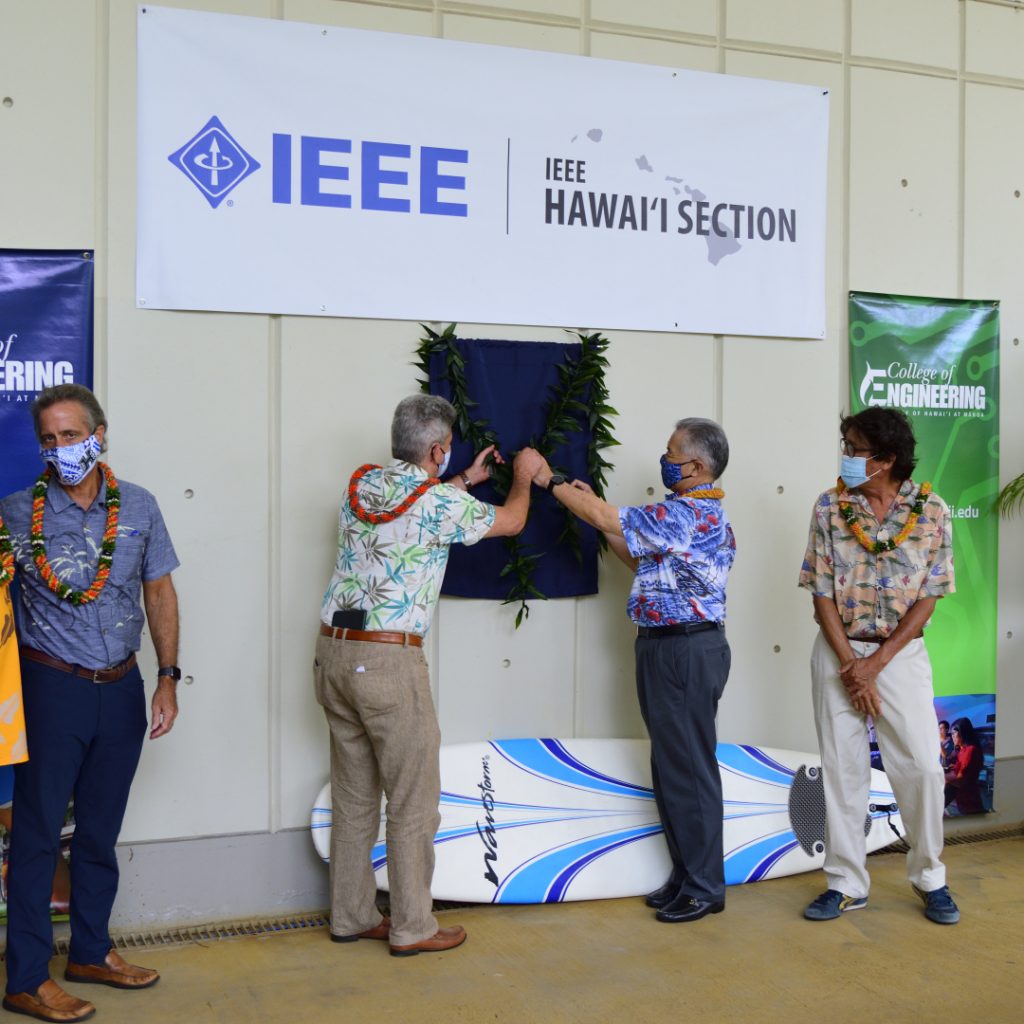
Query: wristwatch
546 474 567 493
157 666 182 681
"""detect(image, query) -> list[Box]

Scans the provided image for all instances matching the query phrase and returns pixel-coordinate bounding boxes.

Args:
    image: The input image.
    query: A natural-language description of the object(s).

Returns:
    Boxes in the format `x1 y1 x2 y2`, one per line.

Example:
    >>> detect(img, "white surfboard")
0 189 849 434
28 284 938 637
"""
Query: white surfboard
310 739 903 903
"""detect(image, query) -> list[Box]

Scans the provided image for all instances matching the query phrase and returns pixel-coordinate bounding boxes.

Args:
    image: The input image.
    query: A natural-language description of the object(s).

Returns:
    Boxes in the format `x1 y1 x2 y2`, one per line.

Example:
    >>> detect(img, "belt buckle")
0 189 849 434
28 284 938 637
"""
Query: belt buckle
91 667 104 683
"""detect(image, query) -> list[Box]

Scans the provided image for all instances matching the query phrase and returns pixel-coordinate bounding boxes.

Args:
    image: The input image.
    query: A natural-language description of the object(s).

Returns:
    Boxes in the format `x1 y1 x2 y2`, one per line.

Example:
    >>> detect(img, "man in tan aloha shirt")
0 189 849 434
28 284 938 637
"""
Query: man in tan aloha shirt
316 394 542 957
798 407 960 926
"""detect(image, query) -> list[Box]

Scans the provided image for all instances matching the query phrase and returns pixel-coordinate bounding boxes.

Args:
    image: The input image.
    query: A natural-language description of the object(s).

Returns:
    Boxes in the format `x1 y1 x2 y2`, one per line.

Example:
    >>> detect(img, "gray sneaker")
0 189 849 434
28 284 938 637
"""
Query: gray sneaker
912 883 960 925
804 889 868 920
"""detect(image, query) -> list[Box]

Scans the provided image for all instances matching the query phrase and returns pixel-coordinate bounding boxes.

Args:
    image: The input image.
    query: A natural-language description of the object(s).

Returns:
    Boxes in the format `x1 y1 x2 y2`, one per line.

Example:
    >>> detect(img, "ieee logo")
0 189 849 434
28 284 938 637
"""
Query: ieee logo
168 116 260 209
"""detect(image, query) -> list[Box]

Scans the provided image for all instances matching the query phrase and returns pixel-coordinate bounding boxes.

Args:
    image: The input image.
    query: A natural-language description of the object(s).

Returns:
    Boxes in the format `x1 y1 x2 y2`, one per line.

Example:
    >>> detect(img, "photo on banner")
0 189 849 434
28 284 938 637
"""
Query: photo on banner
849 292 999 815
0 248 95 919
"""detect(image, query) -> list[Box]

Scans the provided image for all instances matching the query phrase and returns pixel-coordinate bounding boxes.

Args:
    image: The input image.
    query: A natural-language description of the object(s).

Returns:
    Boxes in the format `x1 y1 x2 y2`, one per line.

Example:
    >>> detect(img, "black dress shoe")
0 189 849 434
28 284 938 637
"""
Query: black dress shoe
655 894 725 923
644 879 681 909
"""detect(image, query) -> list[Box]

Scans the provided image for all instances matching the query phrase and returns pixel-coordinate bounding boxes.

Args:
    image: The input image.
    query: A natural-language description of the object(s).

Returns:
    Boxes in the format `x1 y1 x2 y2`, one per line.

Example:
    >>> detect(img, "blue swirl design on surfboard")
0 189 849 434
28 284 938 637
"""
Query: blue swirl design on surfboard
313 740 902 902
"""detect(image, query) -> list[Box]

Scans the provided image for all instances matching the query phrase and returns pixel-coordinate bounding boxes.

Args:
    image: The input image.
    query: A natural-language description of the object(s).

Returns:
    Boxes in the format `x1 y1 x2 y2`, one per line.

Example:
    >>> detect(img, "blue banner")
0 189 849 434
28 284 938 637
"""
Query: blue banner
0 250 94 498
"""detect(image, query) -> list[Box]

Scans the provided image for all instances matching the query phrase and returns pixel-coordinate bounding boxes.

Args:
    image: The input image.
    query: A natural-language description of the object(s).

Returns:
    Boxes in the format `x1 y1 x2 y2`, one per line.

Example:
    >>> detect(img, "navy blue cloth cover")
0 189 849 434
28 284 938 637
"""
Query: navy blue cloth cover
430 338 598 600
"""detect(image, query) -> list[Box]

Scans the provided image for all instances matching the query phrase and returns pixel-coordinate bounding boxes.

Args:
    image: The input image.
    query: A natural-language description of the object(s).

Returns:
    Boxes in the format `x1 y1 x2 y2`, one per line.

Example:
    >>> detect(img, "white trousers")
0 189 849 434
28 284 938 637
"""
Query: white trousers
811 632 946 899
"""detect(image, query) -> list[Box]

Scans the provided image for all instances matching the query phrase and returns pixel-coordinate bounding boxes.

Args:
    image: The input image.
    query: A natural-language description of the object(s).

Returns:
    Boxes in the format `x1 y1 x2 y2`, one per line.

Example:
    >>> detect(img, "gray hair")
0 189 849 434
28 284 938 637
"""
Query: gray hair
32 384 109 452
675 417 729 479
391 394 457 463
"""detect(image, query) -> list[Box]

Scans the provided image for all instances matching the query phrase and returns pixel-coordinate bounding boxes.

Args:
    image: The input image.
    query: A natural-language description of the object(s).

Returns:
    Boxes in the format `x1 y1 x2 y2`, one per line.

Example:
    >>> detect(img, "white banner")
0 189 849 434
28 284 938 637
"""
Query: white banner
137 6 829 338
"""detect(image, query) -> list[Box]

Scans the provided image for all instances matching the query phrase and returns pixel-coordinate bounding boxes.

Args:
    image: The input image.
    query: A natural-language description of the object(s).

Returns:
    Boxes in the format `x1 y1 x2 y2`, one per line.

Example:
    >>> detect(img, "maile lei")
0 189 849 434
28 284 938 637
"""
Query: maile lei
31 463 121 605
417 324 620 627
837 479 931 554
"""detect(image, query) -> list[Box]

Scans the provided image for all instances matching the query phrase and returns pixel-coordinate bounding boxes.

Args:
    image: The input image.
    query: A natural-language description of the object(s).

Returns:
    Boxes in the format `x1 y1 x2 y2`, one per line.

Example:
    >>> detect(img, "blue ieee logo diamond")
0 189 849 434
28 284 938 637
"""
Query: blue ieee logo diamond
168 116 261 209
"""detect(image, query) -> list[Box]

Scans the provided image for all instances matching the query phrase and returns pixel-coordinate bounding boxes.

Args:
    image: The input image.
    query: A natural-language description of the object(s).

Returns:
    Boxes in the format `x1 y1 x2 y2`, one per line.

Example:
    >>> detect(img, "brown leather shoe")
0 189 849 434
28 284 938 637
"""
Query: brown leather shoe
2 979 95 1022
64 949 159 990
390 925 467 957
330 916 391 943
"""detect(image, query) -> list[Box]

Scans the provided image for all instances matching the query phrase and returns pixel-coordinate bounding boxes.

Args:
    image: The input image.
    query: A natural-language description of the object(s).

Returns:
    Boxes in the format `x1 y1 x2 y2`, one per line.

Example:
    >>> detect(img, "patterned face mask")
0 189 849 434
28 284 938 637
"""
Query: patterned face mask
40 434 101 487
660 455 697 491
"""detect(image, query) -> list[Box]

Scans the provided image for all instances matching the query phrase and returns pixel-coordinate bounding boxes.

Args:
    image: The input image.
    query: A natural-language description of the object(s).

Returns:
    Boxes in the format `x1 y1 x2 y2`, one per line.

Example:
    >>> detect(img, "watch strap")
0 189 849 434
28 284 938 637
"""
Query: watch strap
158 666 182 681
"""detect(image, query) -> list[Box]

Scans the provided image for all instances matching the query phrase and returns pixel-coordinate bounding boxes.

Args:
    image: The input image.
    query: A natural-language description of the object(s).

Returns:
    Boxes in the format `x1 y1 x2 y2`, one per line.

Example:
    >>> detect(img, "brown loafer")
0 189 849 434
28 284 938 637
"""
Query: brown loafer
330 916 391 943
2 979 95 1022
64 949 159 990
390 925 467 957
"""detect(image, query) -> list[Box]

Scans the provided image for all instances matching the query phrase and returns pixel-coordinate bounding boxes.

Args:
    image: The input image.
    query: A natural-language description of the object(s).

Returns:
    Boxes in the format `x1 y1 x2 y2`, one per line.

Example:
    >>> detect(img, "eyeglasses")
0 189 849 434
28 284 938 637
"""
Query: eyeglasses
840 439 874 458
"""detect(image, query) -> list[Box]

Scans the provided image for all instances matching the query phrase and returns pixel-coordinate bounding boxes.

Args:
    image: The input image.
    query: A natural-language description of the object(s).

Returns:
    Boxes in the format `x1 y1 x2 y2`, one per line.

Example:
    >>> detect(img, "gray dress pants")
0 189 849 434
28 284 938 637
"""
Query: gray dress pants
635 626 731 903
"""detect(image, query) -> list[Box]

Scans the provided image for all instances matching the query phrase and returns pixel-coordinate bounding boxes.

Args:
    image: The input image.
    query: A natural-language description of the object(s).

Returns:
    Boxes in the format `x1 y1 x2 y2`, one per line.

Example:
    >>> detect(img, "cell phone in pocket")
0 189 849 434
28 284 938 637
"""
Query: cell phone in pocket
332 609 368 630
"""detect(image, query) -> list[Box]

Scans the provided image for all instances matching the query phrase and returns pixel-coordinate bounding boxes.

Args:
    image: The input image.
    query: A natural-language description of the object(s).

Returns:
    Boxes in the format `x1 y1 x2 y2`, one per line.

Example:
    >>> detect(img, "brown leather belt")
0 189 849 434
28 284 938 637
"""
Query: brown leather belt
20 646 138 683
319 622 423 648
848 632 923 645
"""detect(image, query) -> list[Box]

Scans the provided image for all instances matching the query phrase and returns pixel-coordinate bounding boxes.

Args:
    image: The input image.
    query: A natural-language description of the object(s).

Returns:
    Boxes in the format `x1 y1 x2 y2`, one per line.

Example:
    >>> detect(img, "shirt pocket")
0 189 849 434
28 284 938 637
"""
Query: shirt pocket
111 533 146 587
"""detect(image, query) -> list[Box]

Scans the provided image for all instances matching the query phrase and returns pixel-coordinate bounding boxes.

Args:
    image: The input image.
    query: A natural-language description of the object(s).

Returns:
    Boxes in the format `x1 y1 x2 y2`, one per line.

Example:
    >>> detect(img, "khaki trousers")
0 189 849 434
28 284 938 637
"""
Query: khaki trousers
811 632 946 900
314 633 441 946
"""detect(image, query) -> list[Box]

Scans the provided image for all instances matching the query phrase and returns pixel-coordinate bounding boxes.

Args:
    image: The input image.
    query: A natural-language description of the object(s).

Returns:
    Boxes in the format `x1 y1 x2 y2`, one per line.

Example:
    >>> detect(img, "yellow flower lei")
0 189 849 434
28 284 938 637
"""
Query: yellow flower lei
837 479 931 554
0 514 14 586
677 484 725 500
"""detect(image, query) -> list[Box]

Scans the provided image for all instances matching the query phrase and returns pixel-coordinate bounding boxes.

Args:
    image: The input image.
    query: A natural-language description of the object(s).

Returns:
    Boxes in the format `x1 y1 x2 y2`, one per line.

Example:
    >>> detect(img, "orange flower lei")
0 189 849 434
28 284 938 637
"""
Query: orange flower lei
348 464 440 525
0 514 14 586
837 480 932 554
31 463 120 605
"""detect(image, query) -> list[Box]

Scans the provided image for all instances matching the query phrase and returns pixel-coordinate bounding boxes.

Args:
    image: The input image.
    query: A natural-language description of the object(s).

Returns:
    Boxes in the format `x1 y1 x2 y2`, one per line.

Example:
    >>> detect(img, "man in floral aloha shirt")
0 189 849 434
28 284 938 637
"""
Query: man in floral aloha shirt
799 407 959 927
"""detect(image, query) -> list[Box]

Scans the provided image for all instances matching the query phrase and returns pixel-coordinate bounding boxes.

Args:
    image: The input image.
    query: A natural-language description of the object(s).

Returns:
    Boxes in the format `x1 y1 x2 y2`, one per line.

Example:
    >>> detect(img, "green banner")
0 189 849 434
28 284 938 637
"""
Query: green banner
849 292 999 811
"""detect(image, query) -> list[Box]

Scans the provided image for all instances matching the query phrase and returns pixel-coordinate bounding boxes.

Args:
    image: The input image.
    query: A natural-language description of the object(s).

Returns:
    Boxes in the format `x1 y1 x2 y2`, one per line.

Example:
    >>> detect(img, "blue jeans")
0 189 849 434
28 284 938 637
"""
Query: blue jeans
5 657 147 994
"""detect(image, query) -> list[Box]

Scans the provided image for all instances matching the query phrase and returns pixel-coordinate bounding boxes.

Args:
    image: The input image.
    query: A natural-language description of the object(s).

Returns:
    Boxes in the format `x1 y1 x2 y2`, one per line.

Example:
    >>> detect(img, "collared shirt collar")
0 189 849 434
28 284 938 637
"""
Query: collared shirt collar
45 471 107 514
838 477 915 511
388 458 431 480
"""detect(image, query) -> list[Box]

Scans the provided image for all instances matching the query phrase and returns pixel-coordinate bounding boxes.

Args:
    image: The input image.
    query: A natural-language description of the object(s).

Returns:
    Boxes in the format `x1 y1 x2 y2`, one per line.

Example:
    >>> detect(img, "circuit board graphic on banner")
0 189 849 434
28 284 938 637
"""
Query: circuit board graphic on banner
137 6 828 338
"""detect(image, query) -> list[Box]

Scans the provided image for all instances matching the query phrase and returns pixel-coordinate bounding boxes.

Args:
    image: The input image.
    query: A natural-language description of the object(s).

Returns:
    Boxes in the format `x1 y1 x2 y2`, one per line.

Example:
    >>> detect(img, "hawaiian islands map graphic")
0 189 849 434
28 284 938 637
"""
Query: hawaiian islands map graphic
569 127 742 267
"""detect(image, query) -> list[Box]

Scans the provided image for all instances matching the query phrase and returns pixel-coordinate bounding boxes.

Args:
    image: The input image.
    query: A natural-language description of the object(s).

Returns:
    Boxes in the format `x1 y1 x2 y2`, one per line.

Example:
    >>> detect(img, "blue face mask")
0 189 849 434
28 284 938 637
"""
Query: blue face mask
660 455 697 491
40 434 101 487
839 454 880 489
435 445 451 477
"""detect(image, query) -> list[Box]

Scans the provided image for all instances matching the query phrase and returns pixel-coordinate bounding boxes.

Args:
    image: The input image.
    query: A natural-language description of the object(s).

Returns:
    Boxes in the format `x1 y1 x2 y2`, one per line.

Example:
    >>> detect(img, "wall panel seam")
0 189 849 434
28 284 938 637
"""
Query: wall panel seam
268 314 283 832
723 39 842 63
958 0 968 299
95 0 111 398
439 2 578 28
588 22 716 48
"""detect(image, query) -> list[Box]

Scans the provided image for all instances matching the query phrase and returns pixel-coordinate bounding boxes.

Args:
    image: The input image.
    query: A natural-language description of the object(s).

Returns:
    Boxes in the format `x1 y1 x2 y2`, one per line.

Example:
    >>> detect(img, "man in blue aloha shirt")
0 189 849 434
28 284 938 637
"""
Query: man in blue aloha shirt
0 384 180 1022
532 417 735 923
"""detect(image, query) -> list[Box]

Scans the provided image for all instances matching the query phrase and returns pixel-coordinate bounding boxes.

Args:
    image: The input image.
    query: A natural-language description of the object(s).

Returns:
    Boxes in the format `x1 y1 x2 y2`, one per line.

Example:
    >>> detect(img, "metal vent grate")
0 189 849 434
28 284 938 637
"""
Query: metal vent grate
871 820 1023 857
43 913 332 957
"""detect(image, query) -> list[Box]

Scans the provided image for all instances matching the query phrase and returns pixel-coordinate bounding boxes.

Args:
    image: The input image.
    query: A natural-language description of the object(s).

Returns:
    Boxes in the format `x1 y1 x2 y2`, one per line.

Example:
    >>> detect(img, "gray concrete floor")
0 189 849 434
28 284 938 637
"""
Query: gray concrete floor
35 832 1024 1024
